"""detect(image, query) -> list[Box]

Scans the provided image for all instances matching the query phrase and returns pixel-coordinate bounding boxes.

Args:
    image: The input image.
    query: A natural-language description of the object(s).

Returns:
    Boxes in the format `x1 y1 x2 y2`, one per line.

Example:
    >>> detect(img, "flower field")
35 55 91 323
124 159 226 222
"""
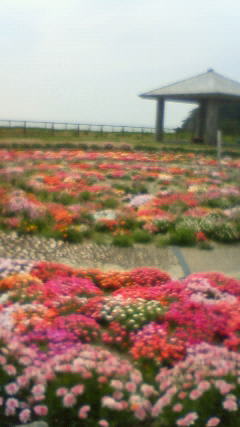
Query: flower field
0 148 240 247
0 258 240 426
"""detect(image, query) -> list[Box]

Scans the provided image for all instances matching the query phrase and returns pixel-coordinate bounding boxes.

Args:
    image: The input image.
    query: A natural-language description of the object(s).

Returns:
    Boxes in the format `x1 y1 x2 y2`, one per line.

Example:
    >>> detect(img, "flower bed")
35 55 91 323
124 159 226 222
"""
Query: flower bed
0 149 239 246
0 258 240 426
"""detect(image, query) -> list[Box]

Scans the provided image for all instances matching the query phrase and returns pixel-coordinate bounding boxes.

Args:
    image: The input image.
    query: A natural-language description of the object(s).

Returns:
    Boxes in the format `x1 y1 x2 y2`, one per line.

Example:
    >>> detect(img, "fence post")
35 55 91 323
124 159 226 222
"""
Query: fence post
77 124 80 136
121 127 125 136
23 121 27 135
51 122 55 135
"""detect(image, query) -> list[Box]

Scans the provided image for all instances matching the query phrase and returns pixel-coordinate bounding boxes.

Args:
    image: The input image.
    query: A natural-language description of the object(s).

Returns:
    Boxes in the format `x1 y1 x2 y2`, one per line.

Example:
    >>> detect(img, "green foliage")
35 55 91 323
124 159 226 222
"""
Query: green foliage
112 234 133 247
203 197 232 209
208 222 239 242
101 198 119 209
155 219 172 233
64 228 84 243
132 230 153 243
79 191 91 202
169 227 197 246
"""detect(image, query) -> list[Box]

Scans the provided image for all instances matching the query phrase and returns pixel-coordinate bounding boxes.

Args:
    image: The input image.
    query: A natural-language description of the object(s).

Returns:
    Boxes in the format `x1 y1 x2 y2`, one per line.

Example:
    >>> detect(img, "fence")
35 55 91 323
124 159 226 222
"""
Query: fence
0 119 160 136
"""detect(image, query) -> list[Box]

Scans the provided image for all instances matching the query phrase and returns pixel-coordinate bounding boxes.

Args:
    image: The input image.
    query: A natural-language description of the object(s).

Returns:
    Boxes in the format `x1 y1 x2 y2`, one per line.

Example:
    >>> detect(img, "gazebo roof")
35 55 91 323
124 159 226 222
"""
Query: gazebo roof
140 69 240 102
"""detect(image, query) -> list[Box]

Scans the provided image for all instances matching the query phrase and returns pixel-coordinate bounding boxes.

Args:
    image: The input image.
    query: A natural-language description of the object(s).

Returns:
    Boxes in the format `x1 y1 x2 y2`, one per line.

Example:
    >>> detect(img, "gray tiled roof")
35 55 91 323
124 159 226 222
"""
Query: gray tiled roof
140 69 240 100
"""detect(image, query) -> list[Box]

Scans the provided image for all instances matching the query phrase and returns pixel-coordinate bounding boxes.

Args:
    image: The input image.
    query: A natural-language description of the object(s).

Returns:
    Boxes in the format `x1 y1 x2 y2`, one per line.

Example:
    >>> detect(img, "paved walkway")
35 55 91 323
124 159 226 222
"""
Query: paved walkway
178 243 240 279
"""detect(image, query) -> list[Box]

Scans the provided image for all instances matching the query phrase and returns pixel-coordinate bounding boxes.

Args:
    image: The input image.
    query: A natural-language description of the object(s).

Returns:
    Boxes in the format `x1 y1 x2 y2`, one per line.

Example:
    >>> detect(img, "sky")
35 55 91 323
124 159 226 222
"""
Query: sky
1 0 240 129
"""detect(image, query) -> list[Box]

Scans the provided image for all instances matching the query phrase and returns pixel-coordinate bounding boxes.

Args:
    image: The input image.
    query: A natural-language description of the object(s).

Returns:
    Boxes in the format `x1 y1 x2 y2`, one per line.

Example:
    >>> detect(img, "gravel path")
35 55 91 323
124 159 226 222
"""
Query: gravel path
0 231 182 277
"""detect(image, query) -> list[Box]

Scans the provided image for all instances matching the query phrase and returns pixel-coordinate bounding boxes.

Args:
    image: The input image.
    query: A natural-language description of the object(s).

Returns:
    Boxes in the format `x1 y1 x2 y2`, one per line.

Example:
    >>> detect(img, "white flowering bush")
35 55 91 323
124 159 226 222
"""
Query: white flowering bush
100 296 166 330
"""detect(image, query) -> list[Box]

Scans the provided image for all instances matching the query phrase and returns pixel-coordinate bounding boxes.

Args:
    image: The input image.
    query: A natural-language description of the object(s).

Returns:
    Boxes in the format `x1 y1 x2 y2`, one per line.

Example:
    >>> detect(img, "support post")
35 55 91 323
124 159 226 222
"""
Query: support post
155 98 165 141
198 100 207 140
204 99 218 145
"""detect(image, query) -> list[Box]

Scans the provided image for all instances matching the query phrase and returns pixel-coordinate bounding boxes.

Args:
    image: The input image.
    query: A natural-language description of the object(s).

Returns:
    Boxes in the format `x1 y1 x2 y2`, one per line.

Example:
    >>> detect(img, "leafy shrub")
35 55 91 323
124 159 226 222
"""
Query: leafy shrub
102 198 118 209
132 230 153 243
169 227 197 246
112 234 133 247
208 222 239 242
79 191 91 202
64 228 84 243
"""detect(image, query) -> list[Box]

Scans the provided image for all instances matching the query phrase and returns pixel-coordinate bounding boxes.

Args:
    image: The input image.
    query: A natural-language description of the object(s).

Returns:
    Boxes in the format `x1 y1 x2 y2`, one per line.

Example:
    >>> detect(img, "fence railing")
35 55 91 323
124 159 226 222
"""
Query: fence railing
0 119 163 136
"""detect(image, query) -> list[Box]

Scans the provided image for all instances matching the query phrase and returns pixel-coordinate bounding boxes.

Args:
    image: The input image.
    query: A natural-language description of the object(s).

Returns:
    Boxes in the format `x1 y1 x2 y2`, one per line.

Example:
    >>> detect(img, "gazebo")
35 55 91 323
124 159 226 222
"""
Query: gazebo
140 69 240 145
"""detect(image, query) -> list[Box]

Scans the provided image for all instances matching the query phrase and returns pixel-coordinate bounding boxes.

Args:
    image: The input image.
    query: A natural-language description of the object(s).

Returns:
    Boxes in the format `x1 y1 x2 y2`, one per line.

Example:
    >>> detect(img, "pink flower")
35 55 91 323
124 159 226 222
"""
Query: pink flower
189 389 203 400
17 376 29 387
113 391 124 400
34 405 48 416
98 420 109 427
32 384 46 396
179 392 187 399
5 382 19 395
63 393 76 408
198 381 211 392
78 405 90 419
71 384 84 395
102 396 117 409
134 408 146 420
6 398 19 409
98 376 107 383
0 355 6 364
125 382 137 393
140 384 156 397
5 407 16 416
177 412 198 426
4 364 17 375
215 380 234 395
19 408 31 424
206 418 221 427
110 379 123 390
173 403 183 412
56 387 68 396
222 398 238 411
33 394 45 401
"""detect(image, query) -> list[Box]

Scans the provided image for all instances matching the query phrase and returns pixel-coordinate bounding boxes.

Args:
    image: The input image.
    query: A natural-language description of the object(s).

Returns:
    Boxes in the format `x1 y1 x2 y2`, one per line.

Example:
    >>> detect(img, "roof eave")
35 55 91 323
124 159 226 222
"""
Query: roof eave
140 92 240 102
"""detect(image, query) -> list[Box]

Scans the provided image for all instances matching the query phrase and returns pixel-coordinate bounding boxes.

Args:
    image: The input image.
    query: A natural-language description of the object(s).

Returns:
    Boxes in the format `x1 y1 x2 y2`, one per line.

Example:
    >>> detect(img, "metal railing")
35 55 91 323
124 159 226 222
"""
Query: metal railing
0 119 159 135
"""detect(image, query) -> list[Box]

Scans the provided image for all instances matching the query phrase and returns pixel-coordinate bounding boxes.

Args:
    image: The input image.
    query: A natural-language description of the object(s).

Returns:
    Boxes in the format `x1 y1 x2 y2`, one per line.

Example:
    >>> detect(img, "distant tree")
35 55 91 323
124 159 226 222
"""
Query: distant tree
180 103 240 135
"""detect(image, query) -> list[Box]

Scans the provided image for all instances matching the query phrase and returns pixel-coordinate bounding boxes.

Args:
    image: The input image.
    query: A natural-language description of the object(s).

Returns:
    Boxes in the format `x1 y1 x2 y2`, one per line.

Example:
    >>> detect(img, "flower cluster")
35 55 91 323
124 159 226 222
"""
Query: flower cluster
0 258 239 425
0 147 239 246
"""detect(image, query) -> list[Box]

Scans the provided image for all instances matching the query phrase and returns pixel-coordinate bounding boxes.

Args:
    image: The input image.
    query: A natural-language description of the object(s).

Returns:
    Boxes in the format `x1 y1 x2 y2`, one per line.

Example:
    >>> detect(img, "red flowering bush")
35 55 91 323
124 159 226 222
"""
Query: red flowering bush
130 322 186 366
101 321 129 349
130 268 171 287
113 281 186 303
165 299 230 345
31 261 80 282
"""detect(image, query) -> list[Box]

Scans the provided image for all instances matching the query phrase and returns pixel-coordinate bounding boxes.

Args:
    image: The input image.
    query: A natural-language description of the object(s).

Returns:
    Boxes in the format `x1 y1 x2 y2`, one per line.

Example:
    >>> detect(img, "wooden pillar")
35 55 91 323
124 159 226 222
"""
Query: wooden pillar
155 97 165 141
204 99 218 145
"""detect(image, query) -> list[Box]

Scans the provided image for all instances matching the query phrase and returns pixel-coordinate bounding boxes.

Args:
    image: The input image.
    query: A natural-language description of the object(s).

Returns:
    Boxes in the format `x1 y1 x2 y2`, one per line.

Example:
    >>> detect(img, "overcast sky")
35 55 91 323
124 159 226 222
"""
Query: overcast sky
1 0 240 128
